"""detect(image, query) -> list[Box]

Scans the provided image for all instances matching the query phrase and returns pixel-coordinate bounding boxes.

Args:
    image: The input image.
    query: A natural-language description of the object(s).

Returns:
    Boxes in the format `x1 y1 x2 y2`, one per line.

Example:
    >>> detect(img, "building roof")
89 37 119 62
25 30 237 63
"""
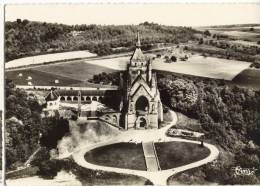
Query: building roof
130 33 145 62
130 48 146 62
56 89 109 96
45 90 59 101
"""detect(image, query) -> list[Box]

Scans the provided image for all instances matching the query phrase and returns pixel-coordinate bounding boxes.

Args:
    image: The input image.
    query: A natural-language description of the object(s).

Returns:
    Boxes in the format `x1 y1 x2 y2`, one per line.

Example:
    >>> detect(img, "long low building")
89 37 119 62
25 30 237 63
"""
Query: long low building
44 88 121 111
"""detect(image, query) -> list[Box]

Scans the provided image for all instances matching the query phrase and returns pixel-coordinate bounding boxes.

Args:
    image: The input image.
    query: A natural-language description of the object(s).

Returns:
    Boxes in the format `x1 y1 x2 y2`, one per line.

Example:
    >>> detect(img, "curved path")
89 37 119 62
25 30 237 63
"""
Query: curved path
72 111 219 186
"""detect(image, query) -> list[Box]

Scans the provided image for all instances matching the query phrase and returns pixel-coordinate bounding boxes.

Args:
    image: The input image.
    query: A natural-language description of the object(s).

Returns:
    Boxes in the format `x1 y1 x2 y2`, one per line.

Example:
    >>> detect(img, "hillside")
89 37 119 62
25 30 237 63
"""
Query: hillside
156 72 260 184
5 20 197 61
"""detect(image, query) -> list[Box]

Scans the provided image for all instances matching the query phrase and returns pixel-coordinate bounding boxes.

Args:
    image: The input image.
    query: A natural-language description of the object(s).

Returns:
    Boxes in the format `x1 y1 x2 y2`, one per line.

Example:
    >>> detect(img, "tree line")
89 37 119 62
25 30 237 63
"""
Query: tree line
5 20 197 61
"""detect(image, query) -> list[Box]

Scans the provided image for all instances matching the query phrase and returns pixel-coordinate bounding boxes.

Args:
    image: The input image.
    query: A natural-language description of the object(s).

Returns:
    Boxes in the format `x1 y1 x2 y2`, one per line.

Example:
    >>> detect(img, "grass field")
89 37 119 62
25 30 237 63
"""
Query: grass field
84 56 129 71
84 142 146 171
6 69 81 86
84 54 251 80
232 69 260 89
153 55 251 80
6 50 96 68
197 25 260 43
6 61 118 87
154 141 210 170
6 49 256 88
34 61 117 81
207 26 260 34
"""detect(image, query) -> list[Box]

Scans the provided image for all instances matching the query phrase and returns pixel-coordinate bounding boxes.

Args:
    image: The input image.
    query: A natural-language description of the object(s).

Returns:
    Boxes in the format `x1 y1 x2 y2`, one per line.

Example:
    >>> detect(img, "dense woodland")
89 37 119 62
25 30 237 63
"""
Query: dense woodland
5 80 69 170
157 72 260 184
5 20 197 61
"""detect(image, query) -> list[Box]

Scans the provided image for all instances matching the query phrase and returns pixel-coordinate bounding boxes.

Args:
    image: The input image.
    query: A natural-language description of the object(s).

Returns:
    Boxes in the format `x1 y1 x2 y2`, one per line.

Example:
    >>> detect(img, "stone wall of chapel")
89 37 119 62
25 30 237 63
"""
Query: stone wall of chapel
126 113 137 129
148 114 159 128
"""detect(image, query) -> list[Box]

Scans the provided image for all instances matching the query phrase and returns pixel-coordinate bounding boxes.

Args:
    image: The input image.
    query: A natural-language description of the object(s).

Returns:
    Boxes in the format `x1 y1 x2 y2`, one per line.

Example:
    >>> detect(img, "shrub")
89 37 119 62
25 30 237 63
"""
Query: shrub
204 30 211 37
38 159 63 179
170 55 177 62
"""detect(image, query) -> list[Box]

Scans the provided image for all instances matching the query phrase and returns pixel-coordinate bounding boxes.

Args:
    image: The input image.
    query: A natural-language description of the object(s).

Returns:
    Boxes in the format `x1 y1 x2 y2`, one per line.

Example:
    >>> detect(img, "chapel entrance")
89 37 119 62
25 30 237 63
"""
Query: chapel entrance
139 117 146 128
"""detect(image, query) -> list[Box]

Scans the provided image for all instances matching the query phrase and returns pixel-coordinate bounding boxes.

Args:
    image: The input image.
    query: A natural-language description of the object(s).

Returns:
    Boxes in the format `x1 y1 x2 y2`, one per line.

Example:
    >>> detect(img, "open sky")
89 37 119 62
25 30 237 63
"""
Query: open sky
5 4 260 26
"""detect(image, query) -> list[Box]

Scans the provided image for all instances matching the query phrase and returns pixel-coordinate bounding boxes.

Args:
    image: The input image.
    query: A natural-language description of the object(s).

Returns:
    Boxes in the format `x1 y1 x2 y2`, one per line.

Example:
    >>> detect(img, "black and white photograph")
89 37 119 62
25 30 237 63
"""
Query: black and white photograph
2 2 260 186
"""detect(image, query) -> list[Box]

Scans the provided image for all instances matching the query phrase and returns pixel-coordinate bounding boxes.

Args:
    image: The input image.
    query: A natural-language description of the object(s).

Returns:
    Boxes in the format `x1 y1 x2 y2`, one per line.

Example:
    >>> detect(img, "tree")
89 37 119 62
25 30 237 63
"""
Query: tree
164 55 169 62
38 159 62 179
204 30 211 37
5 80 44 170
16 19 22 24
5 20 198 61
170 55 177 62
30 147 50 166
40 117 70 149
198 38 204 45
22 19 29 26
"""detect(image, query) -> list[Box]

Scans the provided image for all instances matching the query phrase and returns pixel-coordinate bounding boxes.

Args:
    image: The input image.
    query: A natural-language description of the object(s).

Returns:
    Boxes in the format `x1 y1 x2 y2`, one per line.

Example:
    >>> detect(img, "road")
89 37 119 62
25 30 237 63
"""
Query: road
72 111 219 186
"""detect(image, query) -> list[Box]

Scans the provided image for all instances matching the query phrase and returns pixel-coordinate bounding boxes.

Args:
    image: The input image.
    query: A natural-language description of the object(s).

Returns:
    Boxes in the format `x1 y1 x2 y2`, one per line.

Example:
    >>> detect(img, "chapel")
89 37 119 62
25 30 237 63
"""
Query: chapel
120 33 163 129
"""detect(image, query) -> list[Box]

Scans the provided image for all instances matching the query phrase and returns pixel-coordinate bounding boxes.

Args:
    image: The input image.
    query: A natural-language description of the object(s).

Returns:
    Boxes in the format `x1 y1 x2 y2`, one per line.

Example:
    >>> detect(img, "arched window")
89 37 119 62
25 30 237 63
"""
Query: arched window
112 115 117 124
98 97 103 103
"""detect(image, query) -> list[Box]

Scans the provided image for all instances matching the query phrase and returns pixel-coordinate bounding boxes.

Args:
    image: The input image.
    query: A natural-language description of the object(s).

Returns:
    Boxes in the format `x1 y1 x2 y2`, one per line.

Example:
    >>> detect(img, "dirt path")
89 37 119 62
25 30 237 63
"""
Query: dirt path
72 110 219 186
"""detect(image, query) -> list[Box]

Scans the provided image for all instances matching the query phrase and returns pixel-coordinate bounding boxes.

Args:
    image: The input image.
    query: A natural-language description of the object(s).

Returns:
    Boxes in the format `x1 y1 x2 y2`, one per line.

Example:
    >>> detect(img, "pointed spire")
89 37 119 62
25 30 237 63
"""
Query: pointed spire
136 32 141 48
130 32 145 62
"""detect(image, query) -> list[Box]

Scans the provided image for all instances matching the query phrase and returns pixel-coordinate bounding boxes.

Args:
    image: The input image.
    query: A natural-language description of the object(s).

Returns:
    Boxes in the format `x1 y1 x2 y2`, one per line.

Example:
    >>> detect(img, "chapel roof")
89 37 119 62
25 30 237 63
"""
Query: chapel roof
45 90 59 101
130 33 146 62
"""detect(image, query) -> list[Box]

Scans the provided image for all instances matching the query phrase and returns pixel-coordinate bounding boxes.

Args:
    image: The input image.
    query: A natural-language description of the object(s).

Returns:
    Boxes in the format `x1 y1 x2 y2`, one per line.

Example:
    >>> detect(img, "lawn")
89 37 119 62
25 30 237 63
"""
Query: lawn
175 112 203 132
84 142 146 171
232 69 260 89
154 141 210 170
